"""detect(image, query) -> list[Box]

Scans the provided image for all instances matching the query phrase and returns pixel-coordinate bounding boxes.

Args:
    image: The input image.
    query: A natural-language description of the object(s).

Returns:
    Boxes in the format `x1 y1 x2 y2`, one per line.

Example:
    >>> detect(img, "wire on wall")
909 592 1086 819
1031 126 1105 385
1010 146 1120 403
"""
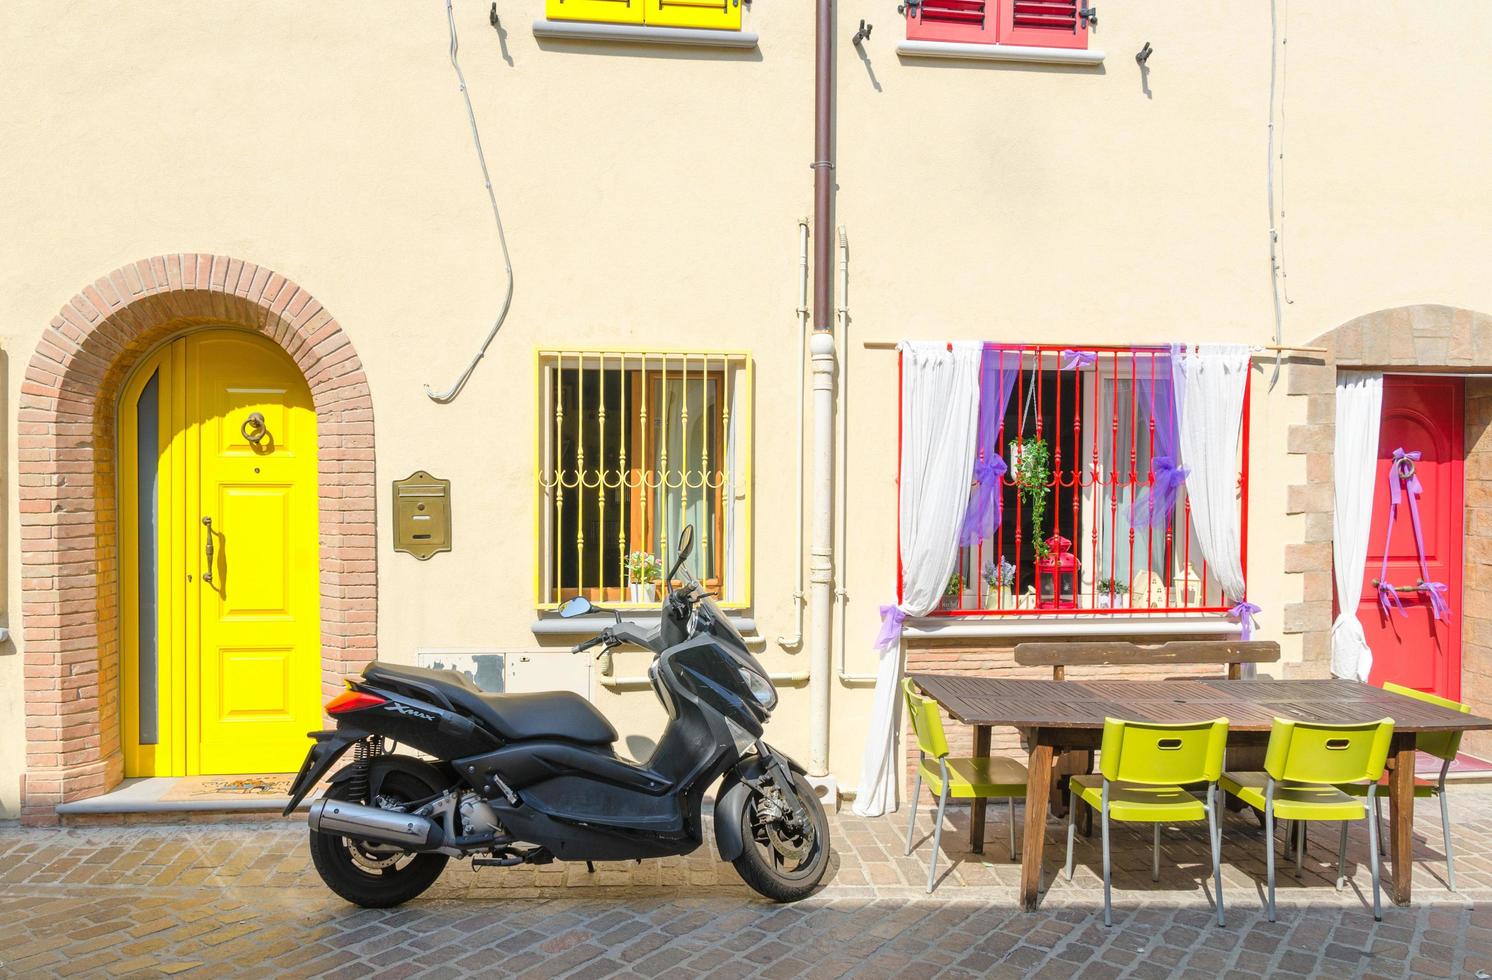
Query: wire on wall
425 0 517 404
1266 0 1292 390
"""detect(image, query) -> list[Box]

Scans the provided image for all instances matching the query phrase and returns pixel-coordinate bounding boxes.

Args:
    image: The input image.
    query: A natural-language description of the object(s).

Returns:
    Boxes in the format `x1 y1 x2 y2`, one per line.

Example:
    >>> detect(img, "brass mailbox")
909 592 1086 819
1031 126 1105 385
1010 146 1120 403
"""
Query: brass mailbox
393 471 451 560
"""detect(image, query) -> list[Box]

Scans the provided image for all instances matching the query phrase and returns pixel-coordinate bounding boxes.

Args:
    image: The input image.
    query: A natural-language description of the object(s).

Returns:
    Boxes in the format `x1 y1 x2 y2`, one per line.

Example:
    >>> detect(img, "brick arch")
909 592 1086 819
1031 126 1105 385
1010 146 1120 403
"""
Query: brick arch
1282 304 1492 681
19 254 376 824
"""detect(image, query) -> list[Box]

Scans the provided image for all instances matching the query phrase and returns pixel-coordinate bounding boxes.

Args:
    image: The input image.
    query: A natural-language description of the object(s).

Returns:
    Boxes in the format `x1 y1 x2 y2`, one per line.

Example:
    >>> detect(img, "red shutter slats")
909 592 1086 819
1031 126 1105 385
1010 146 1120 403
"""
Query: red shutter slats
1001 0 1088 48
906 0 998 44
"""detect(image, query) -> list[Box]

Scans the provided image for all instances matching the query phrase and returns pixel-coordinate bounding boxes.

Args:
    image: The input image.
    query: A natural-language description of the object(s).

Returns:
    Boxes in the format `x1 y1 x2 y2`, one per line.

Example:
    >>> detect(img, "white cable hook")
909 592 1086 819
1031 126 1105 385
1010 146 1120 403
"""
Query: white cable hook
426 0 516 404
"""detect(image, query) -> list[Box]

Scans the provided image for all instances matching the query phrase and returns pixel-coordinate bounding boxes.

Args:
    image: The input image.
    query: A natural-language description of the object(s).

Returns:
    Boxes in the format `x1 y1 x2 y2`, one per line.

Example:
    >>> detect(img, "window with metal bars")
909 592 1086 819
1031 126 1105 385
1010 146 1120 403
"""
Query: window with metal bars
902 345 1249 618
904 0 1088 49
537 350 751 608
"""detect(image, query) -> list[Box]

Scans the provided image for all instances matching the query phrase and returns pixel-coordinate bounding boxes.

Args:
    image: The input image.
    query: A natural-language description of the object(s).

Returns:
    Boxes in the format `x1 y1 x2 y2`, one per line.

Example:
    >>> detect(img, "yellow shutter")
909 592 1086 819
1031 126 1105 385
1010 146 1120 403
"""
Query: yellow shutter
645 0 741 30
546 0 644 24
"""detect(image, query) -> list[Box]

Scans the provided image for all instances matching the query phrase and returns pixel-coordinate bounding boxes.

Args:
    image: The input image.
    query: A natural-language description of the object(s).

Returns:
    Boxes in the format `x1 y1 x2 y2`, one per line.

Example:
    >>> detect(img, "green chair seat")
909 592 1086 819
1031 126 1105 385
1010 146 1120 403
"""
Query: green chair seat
922 756 1028 799
1072 775 1207 822
1338 777 1437 800
1221 772 1368 821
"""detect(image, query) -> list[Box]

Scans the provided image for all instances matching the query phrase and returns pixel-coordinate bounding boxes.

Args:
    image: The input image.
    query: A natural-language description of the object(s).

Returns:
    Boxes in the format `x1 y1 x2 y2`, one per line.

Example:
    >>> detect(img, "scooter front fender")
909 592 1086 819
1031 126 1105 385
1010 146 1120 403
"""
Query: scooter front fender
713 744 809 863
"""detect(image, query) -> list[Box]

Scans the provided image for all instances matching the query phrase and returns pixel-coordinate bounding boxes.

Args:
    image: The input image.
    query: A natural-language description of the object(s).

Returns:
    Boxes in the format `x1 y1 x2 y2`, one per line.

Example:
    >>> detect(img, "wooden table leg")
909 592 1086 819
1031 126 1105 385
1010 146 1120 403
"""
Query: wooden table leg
1388 732 1415 906
969 725 991 854
1020 733 1054 912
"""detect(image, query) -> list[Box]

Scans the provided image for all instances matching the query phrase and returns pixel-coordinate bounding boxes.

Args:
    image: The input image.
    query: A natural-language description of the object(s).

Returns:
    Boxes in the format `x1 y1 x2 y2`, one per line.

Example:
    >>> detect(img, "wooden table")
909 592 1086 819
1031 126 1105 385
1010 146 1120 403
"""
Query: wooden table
909 675 1492 912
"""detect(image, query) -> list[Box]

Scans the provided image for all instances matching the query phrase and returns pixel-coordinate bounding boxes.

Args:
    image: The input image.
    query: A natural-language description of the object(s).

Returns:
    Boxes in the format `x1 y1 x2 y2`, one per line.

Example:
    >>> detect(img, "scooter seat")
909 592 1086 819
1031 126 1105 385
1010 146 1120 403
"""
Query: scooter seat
363 661 618 745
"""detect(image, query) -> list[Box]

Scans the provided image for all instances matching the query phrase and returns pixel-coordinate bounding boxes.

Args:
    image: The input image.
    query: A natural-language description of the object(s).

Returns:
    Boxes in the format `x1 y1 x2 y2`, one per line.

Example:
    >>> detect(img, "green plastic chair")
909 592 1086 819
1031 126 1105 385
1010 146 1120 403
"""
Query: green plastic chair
1342 683 1468 892
1221 717 1394 921
902 678 1028 893
1063 716 1229 927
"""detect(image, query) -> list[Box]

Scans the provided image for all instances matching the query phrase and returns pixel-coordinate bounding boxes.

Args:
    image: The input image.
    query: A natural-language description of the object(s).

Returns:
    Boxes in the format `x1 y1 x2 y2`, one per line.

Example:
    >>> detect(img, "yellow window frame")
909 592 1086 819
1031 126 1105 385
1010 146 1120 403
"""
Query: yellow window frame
545 0 741 31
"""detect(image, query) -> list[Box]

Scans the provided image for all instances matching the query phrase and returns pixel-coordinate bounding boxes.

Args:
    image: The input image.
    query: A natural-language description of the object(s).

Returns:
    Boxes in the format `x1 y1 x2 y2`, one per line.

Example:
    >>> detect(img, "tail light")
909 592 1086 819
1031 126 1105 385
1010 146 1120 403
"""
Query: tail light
326 689 388 714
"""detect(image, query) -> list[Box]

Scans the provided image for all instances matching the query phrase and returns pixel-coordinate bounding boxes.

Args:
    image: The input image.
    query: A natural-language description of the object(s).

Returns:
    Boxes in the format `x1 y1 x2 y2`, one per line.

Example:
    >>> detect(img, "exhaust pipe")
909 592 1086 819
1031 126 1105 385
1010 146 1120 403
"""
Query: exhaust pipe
308 798 442 850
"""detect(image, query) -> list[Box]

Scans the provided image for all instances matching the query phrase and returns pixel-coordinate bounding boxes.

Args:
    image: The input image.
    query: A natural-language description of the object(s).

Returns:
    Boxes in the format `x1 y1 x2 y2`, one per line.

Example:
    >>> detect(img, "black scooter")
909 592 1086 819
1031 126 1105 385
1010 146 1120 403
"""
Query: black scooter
284 525 830 907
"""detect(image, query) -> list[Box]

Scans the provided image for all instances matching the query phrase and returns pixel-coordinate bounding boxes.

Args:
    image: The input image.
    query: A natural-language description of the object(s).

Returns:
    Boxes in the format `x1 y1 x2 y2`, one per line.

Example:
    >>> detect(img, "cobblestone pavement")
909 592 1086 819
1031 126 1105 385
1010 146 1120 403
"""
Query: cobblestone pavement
3 784 1492 978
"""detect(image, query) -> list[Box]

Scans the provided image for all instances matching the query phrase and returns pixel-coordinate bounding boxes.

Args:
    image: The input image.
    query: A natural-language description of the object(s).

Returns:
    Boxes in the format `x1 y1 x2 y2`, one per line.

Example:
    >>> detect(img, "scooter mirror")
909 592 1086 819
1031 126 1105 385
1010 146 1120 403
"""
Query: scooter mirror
559 596 593 619
667 524 695 583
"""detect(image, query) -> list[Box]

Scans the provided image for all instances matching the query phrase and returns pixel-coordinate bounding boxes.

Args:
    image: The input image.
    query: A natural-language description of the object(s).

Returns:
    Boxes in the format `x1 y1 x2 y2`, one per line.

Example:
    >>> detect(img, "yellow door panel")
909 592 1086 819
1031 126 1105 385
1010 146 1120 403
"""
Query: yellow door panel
546 0 644 25
120 328 320 777
217 486 293 616
645 0 740 30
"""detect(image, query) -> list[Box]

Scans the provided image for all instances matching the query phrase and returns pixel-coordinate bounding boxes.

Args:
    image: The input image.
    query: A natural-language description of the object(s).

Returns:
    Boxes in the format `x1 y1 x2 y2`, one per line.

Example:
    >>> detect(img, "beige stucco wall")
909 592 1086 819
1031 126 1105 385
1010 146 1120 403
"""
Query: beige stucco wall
0 1 1489 818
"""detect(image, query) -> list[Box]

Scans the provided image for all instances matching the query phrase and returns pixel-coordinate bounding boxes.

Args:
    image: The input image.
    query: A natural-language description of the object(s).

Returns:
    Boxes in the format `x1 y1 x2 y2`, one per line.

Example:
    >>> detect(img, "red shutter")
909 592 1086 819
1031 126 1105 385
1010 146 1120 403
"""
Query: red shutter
1000 0 1088 49
906 0 998 45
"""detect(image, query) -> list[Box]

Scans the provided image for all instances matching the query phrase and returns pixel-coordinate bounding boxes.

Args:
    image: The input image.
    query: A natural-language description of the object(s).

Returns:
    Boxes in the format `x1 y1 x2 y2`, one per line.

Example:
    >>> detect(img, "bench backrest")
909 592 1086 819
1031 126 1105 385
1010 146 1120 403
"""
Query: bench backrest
1013 640 1281 680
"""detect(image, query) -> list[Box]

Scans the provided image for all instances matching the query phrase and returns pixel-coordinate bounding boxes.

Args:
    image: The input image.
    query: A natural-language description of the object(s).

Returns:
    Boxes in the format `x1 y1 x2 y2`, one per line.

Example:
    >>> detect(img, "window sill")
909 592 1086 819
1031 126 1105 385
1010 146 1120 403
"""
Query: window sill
532 19 759 49
903 615 1237 640
531 609 757 638
896 40 1104 67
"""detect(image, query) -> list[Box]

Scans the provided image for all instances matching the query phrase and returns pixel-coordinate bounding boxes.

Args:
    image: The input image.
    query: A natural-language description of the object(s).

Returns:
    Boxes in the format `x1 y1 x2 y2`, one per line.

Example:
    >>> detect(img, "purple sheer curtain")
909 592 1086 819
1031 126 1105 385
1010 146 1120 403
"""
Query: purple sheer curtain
1130 350 1189 529
958 347 1021 547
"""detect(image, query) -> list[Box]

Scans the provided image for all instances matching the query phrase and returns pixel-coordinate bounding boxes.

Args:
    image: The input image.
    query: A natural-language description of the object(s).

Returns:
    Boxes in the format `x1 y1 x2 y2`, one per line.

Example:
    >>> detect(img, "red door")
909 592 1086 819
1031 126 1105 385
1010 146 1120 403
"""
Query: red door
1356 376 1464 700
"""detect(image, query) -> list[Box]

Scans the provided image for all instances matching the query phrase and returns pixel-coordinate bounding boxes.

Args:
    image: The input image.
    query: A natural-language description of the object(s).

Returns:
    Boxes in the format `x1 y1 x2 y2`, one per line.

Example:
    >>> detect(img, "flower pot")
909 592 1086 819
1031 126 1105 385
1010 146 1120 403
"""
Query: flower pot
1096 594 1111 609
940 595 960 611
986 586 1014 610
628 582 652 604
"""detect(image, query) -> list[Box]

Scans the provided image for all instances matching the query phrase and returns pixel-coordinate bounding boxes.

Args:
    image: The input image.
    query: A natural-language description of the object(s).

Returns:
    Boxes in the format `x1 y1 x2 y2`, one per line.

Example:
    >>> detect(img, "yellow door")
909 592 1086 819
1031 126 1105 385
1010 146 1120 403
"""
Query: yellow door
121 329 322 776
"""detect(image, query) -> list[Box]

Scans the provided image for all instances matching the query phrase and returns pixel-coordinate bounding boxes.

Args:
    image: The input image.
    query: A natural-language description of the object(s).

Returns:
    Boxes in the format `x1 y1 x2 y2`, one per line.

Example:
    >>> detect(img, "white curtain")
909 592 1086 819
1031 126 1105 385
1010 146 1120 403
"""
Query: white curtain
1330 371 1383 681
1096 378 1168 589
853 341 981 817
1172 344 1256 637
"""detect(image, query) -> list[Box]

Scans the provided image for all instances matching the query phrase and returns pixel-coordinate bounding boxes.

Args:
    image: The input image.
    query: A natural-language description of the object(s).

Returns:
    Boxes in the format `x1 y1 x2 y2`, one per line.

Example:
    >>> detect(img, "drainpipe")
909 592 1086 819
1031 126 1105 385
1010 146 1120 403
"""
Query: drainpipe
776 219 811 651
807 0 838 795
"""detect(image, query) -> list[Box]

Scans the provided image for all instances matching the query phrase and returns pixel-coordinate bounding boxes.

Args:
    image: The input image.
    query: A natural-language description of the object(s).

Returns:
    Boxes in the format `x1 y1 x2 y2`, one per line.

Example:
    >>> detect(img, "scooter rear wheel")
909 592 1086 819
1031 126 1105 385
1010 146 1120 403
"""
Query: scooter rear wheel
730 772 830 902
308 770 449 908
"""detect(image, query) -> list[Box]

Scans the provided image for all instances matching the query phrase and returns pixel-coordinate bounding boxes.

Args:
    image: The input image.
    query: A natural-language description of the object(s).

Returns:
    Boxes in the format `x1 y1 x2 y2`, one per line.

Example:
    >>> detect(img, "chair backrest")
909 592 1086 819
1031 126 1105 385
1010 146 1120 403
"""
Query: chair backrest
1097 717 1229 786
1384 681 1468 762
1262 717 1395 785
902 678 949 759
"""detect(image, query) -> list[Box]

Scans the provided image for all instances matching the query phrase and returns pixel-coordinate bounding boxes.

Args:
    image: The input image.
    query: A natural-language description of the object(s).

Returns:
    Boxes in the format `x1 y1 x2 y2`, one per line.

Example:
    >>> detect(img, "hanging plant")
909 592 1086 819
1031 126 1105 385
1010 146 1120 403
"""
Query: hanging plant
1014 437 1052 559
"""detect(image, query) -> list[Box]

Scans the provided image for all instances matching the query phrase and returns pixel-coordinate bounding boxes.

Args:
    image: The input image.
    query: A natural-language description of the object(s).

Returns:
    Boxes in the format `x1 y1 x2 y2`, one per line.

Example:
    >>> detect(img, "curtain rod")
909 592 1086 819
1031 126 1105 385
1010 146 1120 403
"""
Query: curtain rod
860 341 1328 354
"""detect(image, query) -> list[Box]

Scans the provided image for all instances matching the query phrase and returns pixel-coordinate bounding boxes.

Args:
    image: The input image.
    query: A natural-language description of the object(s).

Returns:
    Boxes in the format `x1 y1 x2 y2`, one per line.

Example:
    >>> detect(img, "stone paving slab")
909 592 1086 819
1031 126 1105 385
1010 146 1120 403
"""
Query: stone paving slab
2 784 1491 977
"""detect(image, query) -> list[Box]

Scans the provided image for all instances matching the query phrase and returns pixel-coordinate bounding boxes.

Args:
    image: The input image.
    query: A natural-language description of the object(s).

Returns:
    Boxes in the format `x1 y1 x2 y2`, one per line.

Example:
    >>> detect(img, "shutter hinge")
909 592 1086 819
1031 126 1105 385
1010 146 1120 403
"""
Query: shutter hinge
1078 4 1097 28
897 0 921 17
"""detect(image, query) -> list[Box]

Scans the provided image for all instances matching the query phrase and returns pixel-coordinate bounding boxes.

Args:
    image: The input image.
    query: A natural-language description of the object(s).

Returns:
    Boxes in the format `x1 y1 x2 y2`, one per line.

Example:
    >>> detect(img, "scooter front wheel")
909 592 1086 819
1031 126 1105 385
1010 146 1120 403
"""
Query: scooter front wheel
730 772 830 902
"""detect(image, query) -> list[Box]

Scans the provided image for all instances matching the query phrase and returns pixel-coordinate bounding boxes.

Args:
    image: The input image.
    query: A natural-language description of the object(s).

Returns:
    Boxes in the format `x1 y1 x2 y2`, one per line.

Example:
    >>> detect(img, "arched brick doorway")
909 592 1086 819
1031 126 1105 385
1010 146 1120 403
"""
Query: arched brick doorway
19 254 376 824
1283 305 1492 750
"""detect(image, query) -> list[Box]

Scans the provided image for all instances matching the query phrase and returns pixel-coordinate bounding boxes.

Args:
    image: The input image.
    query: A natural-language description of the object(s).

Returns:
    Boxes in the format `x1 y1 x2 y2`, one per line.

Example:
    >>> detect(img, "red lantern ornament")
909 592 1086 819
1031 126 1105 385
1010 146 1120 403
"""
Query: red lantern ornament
1035 534 1079 609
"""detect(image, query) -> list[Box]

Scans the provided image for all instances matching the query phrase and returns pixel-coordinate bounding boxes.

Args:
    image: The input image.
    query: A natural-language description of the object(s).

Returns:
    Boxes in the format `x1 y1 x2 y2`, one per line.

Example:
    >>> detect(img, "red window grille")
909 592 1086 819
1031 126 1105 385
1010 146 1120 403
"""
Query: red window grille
904 0 998 44
896 344 1251 618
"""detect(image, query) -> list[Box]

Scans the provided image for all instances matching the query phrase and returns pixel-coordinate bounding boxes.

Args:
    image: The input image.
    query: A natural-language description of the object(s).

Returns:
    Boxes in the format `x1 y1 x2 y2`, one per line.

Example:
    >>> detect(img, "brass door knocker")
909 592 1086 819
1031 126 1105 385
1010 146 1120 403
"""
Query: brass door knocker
241 412 268 445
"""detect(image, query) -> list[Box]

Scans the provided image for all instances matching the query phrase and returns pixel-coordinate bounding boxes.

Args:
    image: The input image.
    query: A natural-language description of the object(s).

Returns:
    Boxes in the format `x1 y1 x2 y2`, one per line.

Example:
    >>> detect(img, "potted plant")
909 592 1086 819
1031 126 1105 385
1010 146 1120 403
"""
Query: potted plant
1012 437 1053 561
625 550 662 603
983 557 1017 609
941 572 964 611
1096 577 1129 609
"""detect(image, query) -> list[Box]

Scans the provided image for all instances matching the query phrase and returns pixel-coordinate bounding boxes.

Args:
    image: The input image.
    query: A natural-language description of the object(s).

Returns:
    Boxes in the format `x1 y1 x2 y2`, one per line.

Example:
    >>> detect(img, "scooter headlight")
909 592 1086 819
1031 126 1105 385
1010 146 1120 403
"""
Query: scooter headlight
739 666 778 711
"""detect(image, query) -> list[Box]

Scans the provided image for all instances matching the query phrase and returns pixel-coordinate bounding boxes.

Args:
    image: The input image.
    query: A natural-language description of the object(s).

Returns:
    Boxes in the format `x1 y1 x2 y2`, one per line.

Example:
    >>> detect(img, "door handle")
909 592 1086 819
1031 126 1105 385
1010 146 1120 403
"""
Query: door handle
202 516 214 584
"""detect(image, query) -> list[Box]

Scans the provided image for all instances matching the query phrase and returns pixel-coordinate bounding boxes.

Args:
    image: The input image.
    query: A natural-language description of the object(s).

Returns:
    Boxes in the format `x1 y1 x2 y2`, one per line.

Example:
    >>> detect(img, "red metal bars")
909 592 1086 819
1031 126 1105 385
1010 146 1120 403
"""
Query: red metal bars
905 343 1250 618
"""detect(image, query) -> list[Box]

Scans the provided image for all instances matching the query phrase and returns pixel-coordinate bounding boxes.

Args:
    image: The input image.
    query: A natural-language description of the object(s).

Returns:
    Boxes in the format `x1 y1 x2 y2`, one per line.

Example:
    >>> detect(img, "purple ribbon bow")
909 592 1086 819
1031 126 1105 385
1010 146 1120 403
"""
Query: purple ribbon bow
1389 448 1422 505
1131 455 1190 529
1060 349 1098 371
959 455 1009 547
875 605 908 651
1229 600 1262 640
1379 447 1450 623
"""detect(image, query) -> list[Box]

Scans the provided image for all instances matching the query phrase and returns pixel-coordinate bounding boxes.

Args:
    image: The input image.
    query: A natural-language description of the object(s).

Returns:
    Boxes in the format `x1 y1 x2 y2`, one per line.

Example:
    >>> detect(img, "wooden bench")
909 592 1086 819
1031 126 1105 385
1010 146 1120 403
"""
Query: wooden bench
1011 640 1282 821
1013 639 1281 681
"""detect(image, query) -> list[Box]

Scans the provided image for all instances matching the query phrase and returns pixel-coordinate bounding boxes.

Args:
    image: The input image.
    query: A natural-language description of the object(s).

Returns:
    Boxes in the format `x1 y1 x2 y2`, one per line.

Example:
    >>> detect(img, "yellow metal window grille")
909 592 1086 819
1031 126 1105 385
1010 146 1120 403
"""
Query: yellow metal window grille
537 350 751 608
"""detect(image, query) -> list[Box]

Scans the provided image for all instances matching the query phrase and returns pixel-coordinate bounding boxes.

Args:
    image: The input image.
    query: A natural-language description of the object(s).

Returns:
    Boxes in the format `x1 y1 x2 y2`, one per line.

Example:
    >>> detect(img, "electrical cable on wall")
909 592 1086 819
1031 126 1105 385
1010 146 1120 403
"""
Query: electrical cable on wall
1265 0 1291 390
425 0 516 404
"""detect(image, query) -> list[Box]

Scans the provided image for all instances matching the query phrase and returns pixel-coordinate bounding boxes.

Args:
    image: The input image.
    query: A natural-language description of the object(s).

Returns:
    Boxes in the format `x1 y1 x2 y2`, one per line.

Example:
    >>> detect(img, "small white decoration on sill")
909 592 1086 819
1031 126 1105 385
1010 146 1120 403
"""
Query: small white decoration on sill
1129 571 1167 609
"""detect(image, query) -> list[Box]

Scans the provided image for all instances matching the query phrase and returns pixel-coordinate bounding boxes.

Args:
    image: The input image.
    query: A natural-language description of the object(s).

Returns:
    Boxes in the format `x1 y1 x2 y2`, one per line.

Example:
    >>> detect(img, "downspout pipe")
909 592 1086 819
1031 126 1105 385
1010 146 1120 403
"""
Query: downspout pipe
807 0 837 784
776 219 811 650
